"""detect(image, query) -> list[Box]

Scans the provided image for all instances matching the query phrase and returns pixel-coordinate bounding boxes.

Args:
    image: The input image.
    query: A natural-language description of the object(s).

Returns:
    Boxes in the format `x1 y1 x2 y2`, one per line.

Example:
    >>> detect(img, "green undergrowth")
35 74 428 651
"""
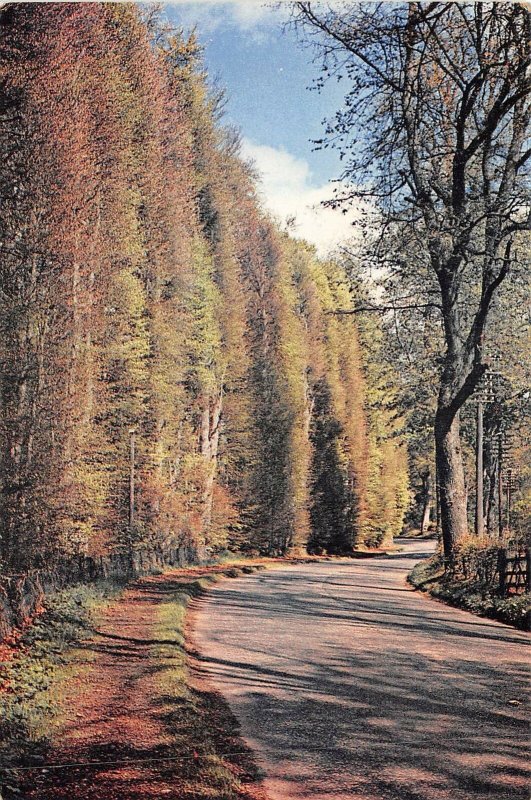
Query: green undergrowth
408 555 530 630
0 561 270 799
150 563 267 798
0 580 123 790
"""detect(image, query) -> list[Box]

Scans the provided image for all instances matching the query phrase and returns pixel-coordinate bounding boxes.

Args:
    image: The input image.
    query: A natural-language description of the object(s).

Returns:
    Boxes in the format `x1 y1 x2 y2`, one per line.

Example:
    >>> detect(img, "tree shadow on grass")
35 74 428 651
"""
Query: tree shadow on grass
10 574 266 800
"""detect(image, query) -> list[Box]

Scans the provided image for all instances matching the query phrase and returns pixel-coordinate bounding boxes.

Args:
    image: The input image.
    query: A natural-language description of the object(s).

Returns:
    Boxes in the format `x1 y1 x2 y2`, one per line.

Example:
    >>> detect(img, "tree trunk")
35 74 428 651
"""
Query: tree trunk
200 389 223 535
420 469 432 535
435 409 469 559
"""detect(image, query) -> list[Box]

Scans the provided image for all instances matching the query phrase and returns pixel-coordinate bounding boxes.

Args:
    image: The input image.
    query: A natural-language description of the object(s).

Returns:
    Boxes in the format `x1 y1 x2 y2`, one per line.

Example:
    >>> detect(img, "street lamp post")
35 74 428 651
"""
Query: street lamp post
129 428 136 530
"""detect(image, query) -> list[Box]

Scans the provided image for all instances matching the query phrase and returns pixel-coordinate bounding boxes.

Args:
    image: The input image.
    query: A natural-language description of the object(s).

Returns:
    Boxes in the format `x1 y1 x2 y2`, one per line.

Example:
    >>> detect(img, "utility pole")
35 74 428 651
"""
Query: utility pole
475 399 484 538
472 364 497 538
435 458 441 537
506 469 512 532
129 428 136 530
501 431 516 535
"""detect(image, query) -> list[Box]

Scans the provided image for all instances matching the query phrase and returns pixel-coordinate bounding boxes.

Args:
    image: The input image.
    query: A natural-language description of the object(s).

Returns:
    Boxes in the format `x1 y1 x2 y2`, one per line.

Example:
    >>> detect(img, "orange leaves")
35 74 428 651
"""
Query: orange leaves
0 2 402 575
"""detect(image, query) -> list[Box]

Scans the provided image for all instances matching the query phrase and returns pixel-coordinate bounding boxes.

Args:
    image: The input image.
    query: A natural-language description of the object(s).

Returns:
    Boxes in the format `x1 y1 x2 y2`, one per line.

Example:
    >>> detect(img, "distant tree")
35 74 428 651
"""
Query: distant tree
292 2 530 557
308 378 354 554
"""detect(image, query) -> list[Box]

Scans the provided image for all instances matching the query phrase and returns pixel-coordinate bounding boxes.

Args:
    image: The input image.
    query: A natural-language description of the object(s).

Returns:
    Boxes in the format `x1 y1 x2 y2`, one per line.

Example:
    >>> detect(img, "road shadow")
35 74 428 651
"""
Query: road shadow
193 548 530 800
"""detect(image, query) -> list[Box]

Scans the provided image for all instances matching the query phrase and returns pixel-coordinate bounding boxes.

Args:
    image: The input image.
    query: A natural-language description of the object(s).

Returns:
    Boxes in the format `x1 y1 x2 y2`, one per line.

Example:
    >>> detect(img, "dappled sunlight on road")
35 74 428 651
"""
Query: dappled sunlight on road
193 540 530 800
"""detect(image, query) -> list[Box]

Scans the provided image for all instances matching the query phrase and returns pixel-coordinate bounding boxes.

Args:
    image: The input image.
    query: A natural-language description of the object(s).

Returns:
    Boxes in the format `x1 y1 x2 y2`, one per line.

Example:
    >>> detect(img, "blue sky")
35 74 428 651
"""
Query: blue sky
164 2 358 254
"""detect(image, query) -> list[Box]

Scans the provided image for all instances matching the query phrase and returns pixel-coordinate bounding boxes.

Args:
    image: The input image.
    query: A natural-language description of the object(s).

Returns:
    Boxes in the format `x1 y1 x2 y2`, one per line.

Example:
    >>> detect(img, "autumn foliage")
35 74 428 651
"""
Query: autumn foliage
0 3 408 575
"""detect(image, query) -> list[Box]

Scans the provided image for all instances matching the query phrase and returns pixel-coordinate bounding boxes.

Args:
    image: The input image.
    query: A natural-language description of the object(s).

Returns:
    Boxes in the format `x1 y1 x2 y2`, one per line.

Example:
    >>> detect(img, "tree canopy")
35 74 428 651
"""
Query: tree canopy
292 1 530 556
0 3 408 574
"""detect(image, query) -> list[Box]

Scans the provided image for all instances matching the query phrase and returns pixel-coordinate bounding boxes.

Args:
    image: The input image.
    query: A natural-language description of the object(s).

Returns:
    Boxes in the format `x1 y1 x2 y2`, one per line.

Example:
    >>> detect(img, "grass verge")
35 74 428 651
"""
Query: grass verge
150 564 268 799
0 580 123 795
0 562 272 800
408 555 530 630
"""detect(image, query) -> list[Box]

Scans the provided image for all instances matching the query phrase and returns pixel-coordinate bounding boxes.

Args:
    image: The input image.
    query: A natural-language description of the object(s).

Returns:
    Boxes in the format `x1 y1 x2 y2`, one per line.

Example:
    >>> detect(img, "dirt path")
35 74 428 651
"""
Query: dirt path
192 539 530 800
22 570 266 800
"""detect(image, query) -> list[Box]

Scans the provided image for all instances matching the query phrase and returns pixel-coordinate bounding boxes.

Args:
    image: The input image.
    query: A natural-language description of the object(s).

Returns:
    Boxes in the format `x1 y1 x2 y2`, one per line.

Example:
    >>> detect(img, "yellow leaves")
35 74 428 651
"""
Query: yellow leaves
0 4 410 568
181 236 225 396
104 267 150 395
278 237 409 550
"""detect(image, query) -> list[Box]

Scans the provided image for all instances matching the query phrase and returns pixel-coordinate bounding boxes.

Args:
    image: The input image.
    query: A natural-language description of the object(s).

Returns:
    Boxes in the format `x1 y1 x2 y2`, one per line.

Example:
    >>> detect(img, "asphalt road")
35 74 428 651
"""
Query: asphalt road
193 540 530 800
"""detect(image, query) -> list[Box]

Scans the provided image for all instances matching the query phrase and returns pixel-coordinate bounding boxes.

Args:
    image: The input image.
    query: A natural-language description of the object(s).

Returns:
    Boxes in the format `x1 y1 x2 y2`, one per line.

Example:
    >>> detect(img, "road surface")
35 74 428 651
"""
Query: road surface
193 539 530 800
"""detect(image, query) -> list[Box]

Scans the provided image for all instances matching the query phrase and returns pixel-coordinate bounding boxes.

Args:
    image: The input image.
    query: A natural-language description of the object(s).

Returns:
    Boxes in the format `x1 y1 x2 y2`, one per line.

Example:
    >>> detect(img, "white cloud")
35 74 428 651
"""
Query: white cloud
165 1 283 34
240 138 359 256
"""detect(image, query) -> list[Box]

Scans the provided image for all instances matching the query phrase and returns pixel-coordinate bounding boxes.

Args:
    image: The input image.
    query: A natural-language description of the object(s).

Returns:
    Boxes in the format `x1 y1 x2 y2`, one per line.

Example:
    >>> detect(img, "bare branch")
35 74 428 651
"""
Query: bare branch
330 302 442 315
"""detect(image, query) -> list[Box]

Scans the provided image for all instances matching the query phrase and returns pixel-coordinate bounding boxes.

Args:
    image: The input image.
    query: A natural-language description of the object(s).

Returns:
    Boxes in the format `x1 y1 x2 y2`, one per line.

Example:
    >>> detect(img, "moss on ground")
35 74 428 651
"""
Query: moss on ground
408 555 530 630
0 563 269 800
0 581 123 795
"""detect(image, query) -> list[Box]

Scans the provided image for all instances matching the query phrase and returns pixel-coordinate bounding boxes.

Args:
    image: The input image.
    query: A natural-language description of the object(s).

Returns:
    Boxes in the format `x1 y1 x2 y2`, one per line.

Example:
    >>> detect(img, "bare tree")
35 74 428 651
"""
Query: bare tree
292 1 530 557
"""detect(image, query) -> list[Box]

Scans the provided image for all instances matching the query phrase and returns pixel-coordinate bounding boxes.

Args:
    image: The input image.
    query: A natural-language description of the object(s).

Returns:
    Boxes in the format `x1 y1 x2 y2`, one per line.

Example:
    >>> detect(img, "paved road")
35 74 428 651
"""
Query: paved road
193 540 530 800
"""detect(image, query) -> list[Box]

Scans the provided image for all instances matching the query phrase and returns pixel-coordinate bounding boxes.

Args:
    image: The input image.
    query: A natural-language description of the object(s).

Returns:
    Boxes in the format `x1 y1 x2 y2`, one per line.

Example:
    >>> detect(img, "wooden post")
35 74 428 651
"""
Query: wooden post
129 429 135 530
526 549 531 595
475 400 484 538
